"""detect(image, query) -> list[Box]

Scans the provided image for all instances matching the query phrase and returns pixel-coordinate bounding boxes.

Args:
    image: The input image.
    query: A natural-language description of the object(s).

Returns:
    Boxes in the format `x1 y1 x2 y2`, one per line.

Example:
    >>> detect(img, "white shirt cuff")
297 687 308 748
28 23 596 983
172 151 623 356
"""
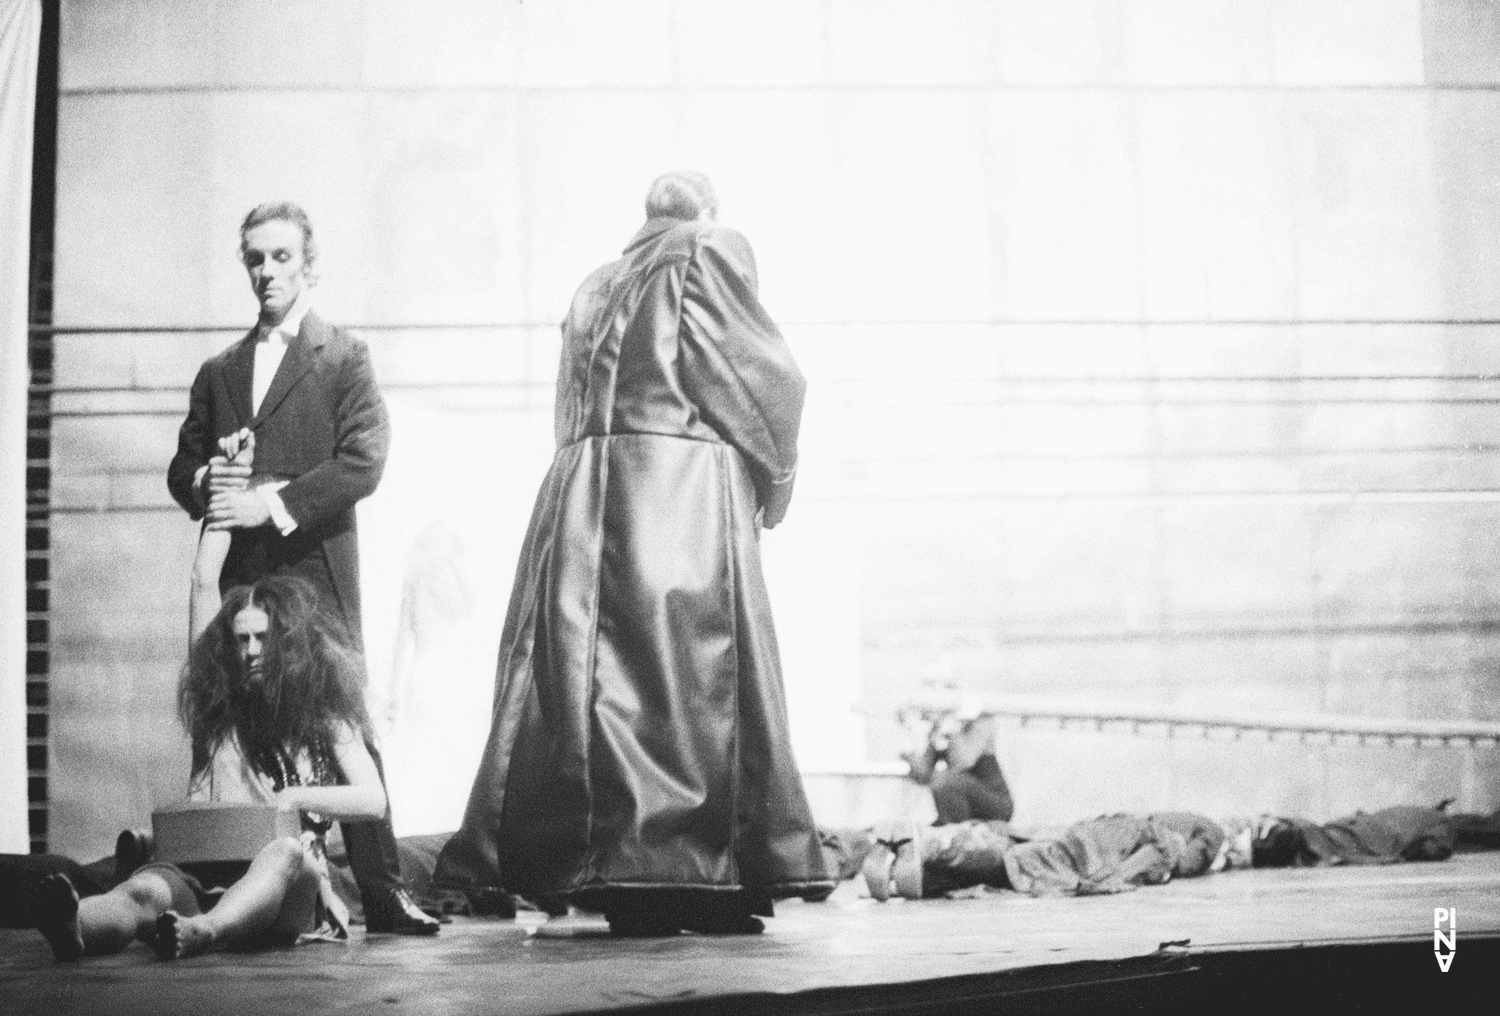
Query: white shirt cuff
256 484 297 535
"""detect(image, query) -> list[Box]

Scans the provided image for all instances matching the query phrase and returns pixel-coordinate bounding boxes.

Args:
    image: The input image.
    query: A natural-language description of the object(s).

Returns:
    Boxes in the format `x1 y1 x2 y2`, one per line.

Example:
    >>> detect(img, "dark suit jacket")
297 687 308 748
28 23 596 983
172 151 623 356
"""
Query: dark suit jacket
167 310 390 640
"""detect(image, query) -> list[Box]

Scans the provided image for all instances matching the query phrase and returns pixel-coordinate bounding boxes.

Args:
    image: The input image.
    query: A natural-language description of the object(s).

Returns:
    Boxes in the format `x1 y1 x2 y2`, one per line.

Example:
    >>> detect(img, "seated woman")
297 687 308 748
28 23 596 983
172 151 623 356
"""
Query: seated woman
33 576 387 961
900 705 1014 824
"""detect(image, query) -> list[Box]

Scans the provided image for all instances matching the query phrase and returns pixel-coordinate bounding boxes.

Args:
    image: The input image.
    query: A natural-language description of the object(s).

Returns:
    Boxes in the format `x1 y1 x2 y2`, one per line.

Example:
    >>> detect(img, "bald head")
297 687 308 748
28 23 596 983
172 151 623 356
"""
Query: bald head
645 171 717 222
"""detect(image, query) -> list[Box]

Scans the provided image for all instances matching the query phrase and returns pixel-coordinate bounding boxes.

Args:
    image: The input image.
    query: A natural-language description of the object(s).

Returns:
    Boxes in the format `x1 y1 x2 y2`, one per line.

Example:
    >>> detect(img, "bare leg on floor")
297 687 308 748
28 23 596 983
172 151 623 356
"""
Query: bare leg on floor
34 869 177 960
155 837 317 960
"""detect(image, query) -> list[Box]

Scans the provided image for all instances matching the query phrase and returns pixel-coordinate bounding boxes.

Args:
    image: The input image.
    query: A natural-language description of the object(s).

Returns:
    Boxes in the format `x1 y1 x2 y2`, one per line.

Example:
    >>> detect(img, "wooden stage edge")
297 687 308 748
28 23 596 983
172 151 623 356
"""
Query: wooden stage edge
3 853 1497 1015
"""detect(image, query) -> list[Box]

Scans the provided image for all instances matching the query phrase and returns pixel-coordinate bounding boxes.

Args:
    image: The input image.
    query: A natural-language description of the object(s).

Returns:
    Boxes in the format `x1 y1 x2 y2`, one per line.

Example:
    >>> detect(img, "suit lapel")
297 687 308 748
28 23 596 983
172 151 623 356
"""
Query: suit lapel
251 310 327 429
225 330 257 428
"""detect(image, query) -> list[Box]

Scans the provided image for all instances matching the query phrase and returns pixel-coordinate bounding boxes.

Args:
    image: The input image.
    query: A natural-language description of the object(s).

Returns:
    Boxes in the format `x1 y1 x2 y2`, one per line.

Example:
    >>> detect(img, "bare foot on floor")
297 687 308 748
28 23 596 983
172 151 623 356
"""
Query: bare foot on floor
154 910 214 960
34 873 85 961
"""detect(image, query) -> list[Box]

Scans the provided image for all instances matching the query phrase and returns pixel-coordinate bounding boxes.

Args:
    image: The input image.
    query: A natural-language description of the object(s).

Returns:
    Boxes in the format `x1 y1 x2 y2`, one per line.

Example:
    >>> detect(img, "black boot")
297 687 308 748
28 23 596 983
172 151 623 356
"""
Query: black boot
678 892 768 935
365 887 440 935
606 911 682 937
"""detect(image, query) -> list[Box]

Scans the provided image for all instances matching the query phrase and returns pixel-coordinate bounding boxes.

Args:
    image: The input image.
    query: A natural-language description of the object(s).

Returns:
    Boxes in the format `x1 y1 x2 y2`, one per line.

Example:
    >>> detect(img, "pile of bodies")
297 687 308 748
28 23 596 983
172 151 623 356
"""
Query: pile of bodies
844 803 1500 902
8 804 1500 930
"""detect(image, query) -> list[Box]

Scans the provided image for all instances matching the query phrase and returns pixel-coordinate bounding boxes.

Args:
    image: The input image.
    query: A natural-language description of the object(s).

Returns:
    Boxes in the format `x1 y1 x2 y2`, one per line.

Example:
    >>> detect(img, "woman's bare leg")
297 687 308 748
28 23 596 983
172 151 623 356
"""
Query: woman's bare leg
155 837 318 959
34 869 176 960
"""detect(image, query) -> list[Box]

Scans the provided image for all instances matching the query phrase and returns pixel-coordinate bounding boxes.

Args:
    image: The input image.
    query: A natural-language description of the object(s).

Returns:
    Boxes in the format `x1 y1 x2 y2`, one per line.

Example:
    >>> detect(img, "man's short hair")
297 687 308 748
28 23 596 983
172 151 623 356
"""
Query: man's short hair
645 171 717 221
239 200 318 275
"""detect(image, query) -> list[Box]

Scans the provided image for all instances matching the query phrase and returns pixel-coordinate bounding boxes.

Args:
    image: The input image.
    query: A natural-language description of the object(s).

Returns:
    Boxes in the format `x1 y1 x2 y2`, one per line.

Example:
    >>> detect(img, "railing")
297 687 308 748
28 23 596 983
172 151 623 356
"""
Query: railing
899 694 1500 749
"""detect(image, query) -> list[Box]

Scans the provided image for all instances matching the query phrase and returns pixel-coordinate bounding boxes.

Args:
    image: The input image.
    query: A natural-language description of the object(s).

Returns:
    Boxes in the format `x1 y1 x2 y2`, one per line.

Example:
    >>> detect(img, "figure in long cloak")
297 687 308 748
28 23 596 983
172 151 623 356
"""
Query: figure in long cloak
434 172 834 934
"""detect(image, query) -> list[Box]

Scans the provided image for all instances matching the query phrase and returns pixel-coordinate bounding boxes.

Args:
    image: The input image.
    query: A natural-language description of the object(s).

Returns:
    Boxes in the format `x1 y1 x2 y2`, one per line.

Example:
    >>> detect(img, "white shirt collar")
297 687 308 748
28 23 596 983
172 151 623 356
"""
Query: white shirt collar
259 292 312 345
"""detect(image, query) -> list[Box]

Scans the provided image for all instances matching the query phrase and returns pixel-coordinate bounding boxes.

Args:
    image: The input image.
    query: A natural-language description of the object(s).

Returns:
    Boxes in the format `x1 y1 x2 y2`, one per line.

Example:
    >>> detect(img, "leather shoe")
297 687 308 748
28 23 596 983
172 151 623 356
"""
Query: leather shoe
366 888 440 935
471 887 519 918
606 912 681 937
680 911 764 935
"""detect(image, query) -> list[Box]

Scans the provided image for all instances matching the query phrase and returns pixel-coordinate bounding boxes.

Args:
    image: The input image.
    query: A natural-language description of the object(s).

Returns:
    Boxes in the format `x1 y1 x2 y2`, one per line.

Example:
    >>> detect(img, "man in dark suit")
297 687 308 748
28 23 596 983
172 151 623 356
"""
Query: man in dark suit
166 201 438 935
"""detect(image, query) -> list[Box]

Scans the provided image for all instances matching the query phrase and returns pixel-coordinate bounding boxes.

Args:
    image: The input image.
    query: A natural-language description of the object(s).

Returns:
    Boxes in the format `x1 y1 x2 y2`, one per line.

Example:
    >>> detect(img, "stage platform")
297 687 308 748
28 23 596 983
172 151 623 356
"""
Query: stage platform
3 853 1496 1014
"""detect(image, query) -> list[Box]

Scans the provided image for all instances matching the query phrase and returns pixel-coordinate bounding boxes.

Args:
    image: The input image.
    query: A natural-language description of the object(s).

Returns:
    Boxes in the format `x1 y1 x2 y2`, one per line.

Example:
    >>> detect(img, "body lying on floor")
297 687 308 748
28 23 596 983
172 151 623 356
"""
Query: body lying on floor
8 802 1498 940
836 802 1500 902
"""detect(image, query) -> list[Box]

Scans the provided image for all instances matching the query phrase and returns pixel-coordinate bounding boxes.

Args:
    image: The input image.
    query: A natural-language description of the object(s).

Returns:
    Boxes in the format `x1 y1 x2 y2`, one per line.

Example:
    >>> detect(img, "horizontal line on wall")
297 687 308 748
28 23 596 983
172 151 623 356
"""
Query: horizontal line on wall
865 616 1500 650
835 397 1500 407
44 397 1500 415
871 694 1500 747
39 376 1500 396
49 409 150 418
30 318 1500 334
831 376 1500 384
47 442 1500 466
55 81 1500 98
819 489 1500 506
45 383 548 395
43 393 543 414
48 488 1500 514
860 444 1500 462
37 323 536 335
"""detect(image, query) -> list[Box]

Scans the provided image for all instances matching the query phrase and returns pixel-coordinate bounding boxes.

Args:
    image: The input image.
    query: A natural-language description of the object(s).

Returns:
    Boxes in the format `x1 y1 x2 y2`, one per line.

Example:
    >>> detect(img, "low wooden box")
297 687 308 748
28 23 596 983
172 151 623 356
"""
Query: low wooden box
152 802 301 864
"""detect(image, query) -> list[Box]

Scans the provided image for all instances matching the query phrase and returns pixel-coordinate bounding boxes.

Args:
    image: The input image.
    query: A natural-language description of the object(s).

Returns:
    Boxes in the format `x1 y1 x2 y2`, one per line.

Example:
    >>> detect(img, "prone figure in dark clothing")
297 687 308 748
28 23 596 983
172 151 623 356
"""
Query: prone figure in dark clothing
1249 804 1459 867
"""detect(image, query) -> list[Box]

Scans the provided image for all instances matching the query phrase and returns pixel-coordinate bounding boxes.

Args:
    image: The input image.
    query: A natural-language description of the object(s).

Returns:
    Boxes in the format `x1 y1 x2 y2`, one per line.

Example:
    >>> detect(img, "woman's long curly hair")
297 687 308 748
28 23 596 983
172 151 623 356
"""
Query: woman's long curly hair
180 576 373 781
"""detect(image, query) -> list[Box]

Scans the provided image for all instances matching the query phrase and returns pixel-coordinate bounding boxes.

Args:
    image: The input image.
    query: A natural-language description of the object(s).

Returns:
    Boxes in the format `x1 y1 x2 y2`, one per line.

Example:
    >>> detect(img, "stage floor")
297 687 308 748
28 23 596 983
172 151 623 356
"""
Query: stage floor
3 852 1496 1015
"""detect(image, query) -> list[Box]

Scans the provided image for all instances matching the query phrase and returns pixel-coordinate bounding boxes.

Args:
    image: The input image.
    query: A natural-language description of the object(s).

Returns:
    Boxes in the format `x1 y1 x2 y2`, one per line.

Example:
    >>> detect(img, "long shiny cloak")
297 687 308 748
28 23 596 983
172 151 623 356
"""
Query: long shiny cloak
434 217 833 903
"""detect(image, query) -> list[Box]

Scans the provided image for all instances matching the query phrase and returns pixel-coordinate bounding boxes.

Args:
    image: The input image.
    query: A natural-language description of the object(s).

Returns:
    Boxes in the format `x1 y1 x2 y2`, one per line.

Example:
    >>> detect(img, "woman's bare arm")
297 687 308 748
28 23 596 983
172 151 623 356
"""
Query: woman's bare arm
274 724 387 820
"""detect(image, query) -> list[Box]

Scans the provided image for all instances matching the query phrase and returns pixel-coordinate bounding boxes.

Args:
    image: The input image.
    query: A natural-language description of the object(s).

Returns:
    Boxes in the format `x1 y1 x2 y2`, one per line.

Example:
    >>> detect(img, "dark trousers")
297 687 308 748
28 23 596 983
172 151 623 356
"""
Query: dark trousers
342 738 405 914
930 753 1014 825
0 853 118 927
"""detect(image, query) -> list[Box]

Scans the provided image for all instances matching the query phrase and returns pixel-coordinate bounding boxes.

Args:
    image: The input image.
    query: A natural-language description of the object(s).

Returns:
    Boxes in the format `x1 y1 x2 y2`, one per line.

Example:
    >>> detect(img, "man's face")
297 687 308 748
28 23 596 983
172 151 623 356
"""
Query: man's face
232 603 270 684
242 219 310 321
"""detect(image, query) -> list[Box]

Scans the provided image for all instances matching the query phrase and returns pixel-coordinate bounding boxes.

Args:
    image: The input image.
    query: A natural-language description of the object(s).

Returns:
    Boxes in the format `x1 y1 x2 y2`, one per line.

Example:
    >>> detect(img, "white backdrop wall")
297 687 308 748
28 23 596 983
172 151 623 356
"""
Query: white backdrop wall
45 0 1500 855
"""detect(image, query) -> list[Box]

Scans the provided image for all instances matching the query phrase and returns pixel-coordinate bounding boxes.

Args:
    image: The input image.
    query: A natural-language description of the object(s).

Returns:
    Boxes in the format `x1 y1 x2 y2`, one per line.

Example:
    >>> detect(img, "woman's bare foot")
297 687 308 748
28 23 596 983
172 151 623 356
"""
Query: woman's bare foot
34 873 85 961
154 910 214 960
